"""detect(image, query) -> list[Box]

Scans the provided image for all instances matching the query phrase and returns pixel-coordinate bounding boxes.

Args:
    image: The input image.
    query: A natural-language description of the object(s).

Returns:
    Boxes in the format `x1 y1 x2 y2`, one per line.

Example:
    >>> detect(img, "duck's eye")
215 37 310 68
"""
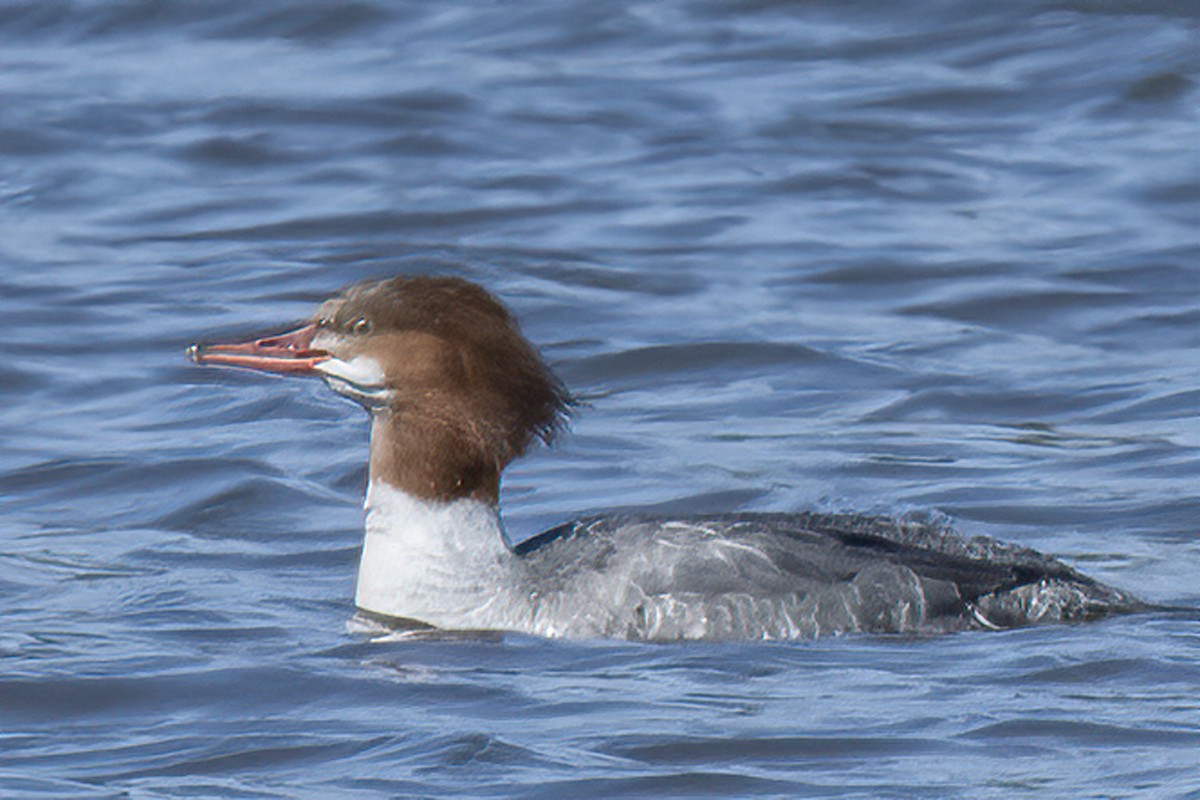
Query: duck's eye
352 317 372 335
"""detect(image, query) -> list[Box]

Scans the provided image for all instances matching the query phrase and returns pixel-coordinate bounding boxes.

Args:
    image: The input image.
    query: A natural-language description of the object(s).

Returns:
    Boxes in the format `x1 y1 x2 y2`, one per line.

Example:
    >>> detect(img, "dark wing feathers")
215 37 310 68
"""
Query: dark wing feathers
513 510 1091 603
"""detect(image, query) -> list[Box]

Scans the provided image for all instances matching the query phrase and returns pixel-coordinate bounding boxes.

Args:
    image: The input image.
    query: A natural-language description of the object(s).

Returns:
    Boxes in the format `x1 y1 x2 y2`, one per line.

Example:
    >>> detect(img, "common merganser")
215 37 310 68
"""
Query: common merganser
190 276 1141 640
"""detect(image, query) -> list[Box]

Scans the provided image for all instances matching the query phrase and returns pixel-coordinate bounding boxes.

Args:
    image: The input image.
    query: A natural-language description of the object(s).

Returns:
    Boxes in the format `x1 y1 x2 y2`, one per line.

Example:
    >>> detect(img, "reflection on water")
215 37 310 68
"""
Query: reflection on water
1 0 1197 797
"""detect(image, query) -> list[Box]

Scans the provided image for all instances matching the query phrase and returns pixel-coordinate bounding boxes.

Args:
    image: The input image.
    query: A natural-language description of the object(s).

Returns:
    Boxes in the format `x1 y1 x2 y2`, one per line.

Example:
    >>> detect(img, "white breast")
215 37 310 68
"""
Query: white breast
354 481 533 630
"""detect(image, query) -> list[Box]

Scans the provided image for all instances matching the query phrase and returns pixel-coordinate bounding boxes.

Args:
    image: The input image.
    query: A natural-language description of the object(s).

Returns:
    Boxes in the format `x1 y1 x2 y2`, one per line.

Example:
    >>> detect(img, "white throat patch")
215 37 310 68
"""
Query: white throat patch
316 355 391 408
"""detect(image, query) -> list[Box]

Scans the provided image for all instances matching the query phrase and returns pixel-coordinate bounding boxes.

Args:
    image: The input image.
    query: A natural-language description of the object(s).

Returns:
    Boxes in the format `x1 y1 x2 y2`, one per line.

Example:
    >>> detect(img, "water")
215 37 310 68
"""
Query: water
1 0 1198 796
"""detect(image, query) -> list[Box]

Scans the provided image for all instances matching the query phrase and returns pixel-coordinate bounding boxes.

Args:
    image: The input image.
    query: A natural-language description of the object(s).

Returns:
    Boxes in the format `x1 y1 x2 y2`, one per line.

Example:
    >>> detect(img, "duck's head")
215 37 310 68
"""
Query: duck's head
191 276 571 502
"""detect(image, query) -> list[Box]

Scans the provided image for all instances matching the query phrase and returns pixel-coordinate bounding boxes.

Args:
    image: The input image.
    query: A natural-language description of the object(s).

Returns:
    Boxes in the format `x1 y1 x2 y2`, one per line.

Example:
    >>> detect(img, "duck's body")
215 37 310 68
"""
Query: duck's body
191 275 1141 641
356 480 1137 639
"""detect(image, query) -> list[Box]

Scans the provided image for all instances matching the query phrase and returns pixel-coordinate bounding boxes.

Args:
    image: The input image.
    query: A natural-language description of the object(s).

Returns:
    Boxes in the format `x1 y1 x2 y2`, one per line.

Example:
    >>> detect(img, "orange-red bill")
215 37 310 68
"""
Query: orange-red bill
188 323 328 374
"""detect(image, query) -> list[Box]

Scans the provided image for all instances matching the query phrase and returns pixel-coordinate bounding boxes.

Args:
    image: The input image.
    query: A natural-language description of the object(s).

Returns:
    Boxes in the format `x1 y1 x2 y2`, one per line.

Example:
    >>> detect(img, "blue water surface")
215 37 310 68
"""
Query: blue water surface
1 1 1198 797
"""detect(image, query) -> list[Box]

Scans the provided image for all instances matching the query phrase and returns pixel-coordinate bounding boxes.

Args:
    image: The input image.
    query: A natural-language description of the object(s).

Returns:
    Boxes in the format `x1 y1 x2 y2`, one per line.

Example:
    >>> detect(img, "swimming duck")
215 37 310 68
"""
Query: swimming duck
190 276 1140 640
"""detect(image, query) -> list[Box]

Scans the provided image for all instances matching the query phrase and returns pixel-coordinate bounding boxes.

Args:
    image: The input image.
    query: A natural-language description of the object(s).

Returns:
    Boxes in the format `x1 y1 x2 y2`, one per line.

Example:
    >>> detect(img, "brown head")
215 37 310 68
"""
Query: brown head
191 276 572 503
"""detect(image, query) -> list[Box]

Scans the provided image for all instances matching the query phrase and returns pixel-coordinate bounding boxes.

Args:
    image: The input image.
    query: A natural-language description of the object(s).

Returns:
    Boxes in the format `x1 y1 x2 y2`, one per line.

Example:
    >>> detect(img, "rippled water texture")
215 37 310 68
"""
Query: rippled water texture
1 1 1198 797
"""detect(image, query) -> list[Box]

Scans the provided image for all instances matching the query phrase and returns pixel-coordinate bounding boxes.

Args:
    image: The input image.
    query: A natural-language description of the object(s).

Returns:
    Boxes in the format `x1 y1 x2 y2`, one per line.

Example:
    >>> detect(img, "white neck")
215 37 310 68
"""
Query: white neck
354 480 530 629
